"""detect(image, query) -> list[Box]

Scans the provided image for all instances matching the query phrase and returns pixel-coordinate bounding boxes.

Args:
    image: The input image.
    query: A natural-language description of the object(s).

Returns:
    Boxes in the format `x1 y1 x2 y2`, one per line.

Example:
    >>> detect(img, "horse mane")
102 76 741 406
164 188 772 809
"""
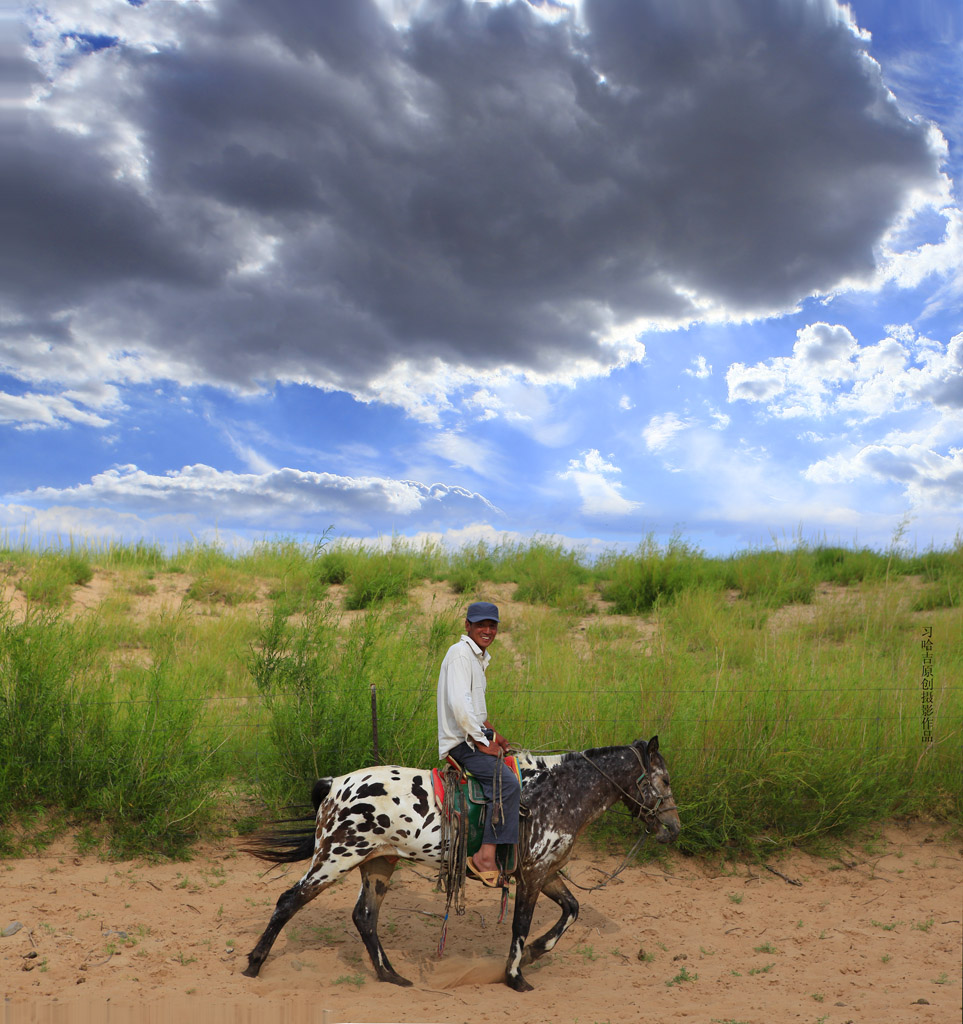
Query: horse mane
524 741 639 767
566 743 635 761
518 741 641 795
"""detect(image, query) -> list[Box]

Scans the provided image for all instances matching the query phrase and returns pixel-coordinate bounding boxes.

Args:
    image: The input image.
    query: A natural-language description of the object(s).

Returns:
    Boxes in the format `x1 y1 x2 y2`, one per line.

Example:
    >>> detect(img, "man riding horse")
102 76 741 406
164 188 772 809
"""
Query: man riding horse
242 605 681 991
436 601 520 887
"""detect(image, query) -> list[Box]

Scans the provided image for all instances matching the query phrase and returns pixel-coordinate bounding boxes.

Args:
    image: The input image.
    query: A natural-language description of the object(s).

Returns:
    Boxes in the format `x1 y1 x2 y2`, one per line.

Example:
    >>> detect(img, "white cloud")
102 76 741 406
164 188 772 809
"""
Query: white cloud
424 431 477 470
0 501 200 547
727 322 859 418
791 322 858 377
725 364 786 405
707 406 730 430
558 449 640 518
222 435 278 476
361 359 458 425
728 323 963 511
0 390 111 430
642 412 690 452
874 198 963 304
10 463 503 533
805 443 963 509
684 356 712 379
463 378 581 447
423 429 505 481
727 323 963 421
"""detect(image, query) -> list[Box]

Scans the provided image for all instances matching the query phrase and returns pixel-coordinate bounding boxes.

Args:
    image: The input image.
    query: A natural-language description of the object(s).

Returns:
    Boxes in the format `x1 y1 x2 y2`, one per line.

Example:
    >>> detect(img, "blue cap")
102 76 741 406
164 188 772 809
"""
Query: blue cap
466 601 500 623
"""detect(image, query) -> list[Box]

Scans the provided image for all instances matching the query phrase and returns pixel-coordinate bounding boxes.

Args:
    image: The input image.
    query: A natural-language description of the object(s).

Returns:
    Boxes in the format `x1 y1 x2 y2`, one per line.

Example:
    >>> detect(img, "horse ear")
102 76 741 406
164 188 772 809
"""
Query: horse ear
648 735 659 754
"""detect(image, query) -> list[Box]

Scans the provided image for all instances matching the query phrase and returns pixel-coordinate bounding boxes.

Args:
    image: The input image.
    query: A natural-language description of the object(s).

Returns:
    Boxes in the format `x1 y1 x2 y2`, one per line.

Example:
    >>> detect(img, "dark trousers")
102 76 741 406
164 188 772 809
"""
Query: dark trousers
447 742 521 846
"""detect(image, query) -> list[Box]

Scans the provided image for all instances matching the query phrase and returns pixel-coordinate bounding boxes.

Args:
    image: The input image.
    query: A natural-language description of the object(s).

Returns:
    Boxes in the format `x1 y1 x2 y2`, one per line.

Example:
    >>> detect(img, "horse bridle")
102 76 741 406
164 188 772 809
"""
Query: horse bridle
580 744 678 834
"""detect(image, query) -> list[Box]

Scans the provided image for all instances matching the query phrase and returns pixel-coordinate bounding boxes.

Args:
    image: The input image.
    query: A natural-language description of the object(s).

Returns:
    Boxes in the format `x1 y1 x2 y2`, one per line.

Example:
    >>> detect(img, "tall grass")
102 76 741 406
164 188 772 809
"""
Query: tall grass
447 541 499 595
249 602 455 807
0 533 960 858
598 534 716 612
0 609 222 857
495 538 591 611
13 552 94 606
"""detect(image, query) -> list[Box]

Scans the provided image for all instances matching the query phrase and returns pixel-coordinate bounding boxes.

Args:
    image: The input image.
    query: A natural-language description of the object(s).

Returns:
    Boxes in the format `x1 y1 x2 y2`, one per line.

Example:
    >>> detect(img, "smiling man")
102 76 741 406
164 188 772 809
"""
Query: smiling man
437 601 520 886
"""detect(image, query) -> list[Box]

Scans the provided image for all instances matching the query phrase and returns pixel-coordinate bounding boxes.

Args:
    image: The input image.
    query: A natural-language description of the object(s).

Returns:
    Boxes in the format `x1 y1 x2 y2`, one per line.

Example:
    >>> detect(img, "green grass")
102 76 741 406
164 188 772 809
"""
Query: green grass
666 965 698 986
343 550 414 610
185 566 258 607
446 541 499 595
598 533 715 613
12 552 94 606
0 608 223 857
0 532 960 858
499 538 591 611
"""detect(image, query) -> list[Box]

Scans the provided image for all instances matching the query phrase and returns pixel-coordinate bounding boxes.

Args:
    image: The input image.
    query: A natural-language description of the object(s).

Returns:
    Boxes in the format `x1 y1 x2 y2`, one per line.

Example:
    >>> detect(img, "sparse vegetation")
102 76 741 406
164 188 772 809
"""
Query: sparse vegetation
0 532 960 858
666 965 698 986
14 551 93 606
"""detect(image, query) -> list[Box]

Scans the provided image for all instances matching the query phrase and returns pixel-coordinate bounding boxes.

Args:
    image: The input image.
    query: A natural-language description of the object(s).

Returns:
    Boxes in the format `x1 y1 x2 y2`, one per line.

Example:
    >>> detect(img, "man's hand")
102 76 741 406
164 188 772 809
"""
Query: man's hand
479 722 514 755
478 733 513 755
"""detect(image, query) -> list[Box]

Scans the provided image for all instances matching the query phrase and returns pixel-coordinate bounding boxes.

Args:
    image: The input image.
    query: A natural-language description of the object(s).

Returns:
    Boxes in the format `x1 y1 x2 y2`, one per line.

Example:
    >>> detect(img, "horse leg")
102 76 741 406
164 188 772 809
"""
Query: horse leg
243 876 329 978
520 873 579 967
351 856 411 987
504 880 541 992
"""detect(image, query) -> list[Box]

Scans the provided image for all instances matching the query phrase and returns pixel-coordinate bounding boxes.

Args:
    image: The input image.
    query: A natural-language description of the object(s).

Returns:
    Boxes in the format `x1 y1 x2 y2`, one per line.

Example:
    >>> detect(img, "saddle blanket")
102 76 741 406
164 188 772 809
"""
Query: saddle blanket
431 757 521 870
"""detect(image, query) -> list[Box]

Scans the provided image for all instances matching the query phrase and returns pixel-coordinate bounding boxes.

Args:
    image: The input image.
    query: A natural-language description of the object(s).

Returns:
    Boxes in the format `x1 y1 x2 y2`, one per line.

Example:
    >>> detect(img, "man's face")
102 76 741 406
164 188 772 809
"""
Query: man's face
466 618 498 651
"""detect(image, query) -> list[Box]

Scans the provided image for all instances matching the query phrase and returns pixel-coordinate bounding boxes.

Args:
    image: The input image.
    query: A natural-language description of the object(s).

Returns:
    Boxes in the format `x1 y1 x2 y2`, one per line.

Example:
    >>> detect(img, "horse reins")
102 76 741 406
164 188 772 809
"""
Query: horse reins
578 745 677 833
554 747 674 894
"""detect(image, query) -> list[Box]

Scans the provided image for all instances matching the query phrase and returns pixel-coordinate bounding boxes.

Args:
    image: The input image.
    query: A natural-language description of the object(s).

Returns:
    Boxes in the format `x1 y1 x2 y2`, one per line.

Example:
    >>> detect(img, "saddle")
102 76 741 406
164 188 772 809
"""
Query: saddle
431 755 521 875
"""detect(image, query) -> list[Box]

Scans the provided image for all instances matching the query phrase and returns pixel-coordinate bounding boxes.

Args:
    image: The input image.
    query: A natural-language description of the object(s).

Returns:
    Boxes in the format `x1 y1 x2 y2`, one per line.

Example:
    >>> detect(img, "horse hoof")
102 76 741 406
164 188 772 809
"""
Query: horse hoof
380 972 413 987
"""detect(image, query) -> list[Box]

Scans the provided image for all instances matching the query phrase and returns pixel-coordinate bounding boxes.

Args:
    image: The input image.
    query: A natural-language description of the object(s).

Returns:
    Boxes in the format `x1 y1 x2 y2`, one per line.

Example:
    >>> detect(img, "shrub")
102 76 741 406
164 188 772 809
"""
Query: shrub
185 567 257 606
723 549 814 608
811 545 887 585
600 535 712 614
447 542 497 594
250 605 440 808
317 549 351 585
14 553 92 606
912 580 961 612
0 610 218 857
343 553 411 610
501 539 590 611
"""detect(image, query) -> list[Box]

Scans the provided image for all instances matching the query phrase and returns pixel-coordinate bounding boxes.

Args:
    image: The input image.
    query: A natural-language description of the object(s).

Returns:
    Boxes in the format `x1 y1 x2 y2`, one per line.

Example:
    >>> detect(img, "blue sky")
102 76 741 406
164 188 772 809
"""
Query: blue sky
2 0 961 557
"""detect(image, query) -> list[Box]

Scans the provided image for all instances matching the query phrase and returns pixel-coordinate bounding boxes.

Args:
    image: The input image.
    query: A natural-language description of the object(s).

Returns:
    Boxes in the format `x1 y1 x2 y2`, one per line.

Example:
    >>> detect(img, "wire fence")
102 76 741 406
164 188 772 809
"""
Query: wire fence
38 681 960 772
4 678 958 856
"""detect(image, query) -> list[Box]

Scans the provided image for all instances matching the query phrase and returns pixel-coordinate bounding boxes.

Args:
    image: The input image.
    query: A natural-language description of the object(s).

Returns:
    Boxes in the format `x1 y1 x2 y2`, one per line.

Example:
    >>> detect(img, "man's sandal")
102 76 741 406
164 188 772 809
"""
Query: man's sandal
466 857 501 887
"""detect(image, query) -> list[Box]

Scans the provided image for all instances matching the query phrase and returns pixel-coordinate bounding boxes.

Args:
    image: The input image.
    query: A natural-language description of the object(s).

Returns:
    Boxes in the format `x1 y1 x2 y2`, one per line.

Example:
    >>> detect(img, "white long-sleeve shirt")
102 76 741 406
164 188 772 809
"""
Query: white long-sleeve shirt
437 634 491 758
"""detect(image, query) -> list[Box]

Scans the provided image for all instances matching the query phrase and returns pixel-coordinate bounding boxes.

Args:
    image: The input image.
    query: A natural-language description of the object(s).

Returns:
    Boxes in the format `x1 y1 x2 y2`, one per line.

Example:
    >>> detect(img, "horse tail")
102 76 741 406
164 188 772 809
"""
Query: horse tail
311 776 333 811
238 777 334 864
239 820 316 863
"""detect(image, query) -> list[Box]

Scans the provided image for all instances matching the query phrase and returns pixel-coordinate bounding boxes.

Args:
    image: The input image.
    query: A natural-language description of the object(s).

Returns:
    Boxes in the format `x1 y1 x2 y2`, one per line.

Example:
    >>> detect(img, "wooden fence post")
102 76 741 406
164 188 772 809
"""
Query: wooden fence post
370 683 380 765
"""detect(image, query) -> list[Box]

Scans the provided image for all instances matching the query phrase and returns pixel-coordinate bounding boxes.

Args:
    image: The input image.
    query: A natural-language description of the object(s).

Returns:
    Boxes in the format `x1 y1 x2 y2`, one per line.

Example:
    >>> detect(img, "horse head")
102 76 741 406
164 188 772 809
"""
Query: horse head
627 736 680 844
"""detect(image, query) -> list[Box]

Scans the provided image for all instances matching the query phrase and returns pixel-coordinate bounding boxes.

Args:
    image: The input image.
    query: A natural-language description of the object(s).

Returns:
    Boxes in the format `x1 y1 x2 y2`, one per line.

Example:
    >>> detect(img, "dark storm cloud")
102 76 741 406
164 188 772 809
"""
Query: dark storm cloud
0 11 43 103
0 121 209 307
6 0 944 396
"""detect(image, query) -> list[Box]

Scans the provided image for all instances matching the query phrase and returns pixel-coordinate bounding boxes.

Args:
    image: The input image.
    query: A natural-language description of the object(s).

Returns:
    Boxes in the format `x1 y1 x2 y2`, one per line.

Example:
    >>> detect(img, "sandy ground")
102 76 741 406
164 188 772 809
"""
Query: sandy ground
1 822 959 1024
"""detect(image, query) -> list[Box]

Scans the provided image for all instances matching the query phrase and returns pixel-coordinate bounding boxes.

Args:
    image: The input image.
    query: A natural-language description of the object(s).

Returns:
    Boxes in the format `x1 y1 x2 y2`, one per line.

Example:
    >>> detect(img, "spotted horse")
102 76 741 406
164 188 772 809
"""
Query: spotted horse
240 735 680 992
